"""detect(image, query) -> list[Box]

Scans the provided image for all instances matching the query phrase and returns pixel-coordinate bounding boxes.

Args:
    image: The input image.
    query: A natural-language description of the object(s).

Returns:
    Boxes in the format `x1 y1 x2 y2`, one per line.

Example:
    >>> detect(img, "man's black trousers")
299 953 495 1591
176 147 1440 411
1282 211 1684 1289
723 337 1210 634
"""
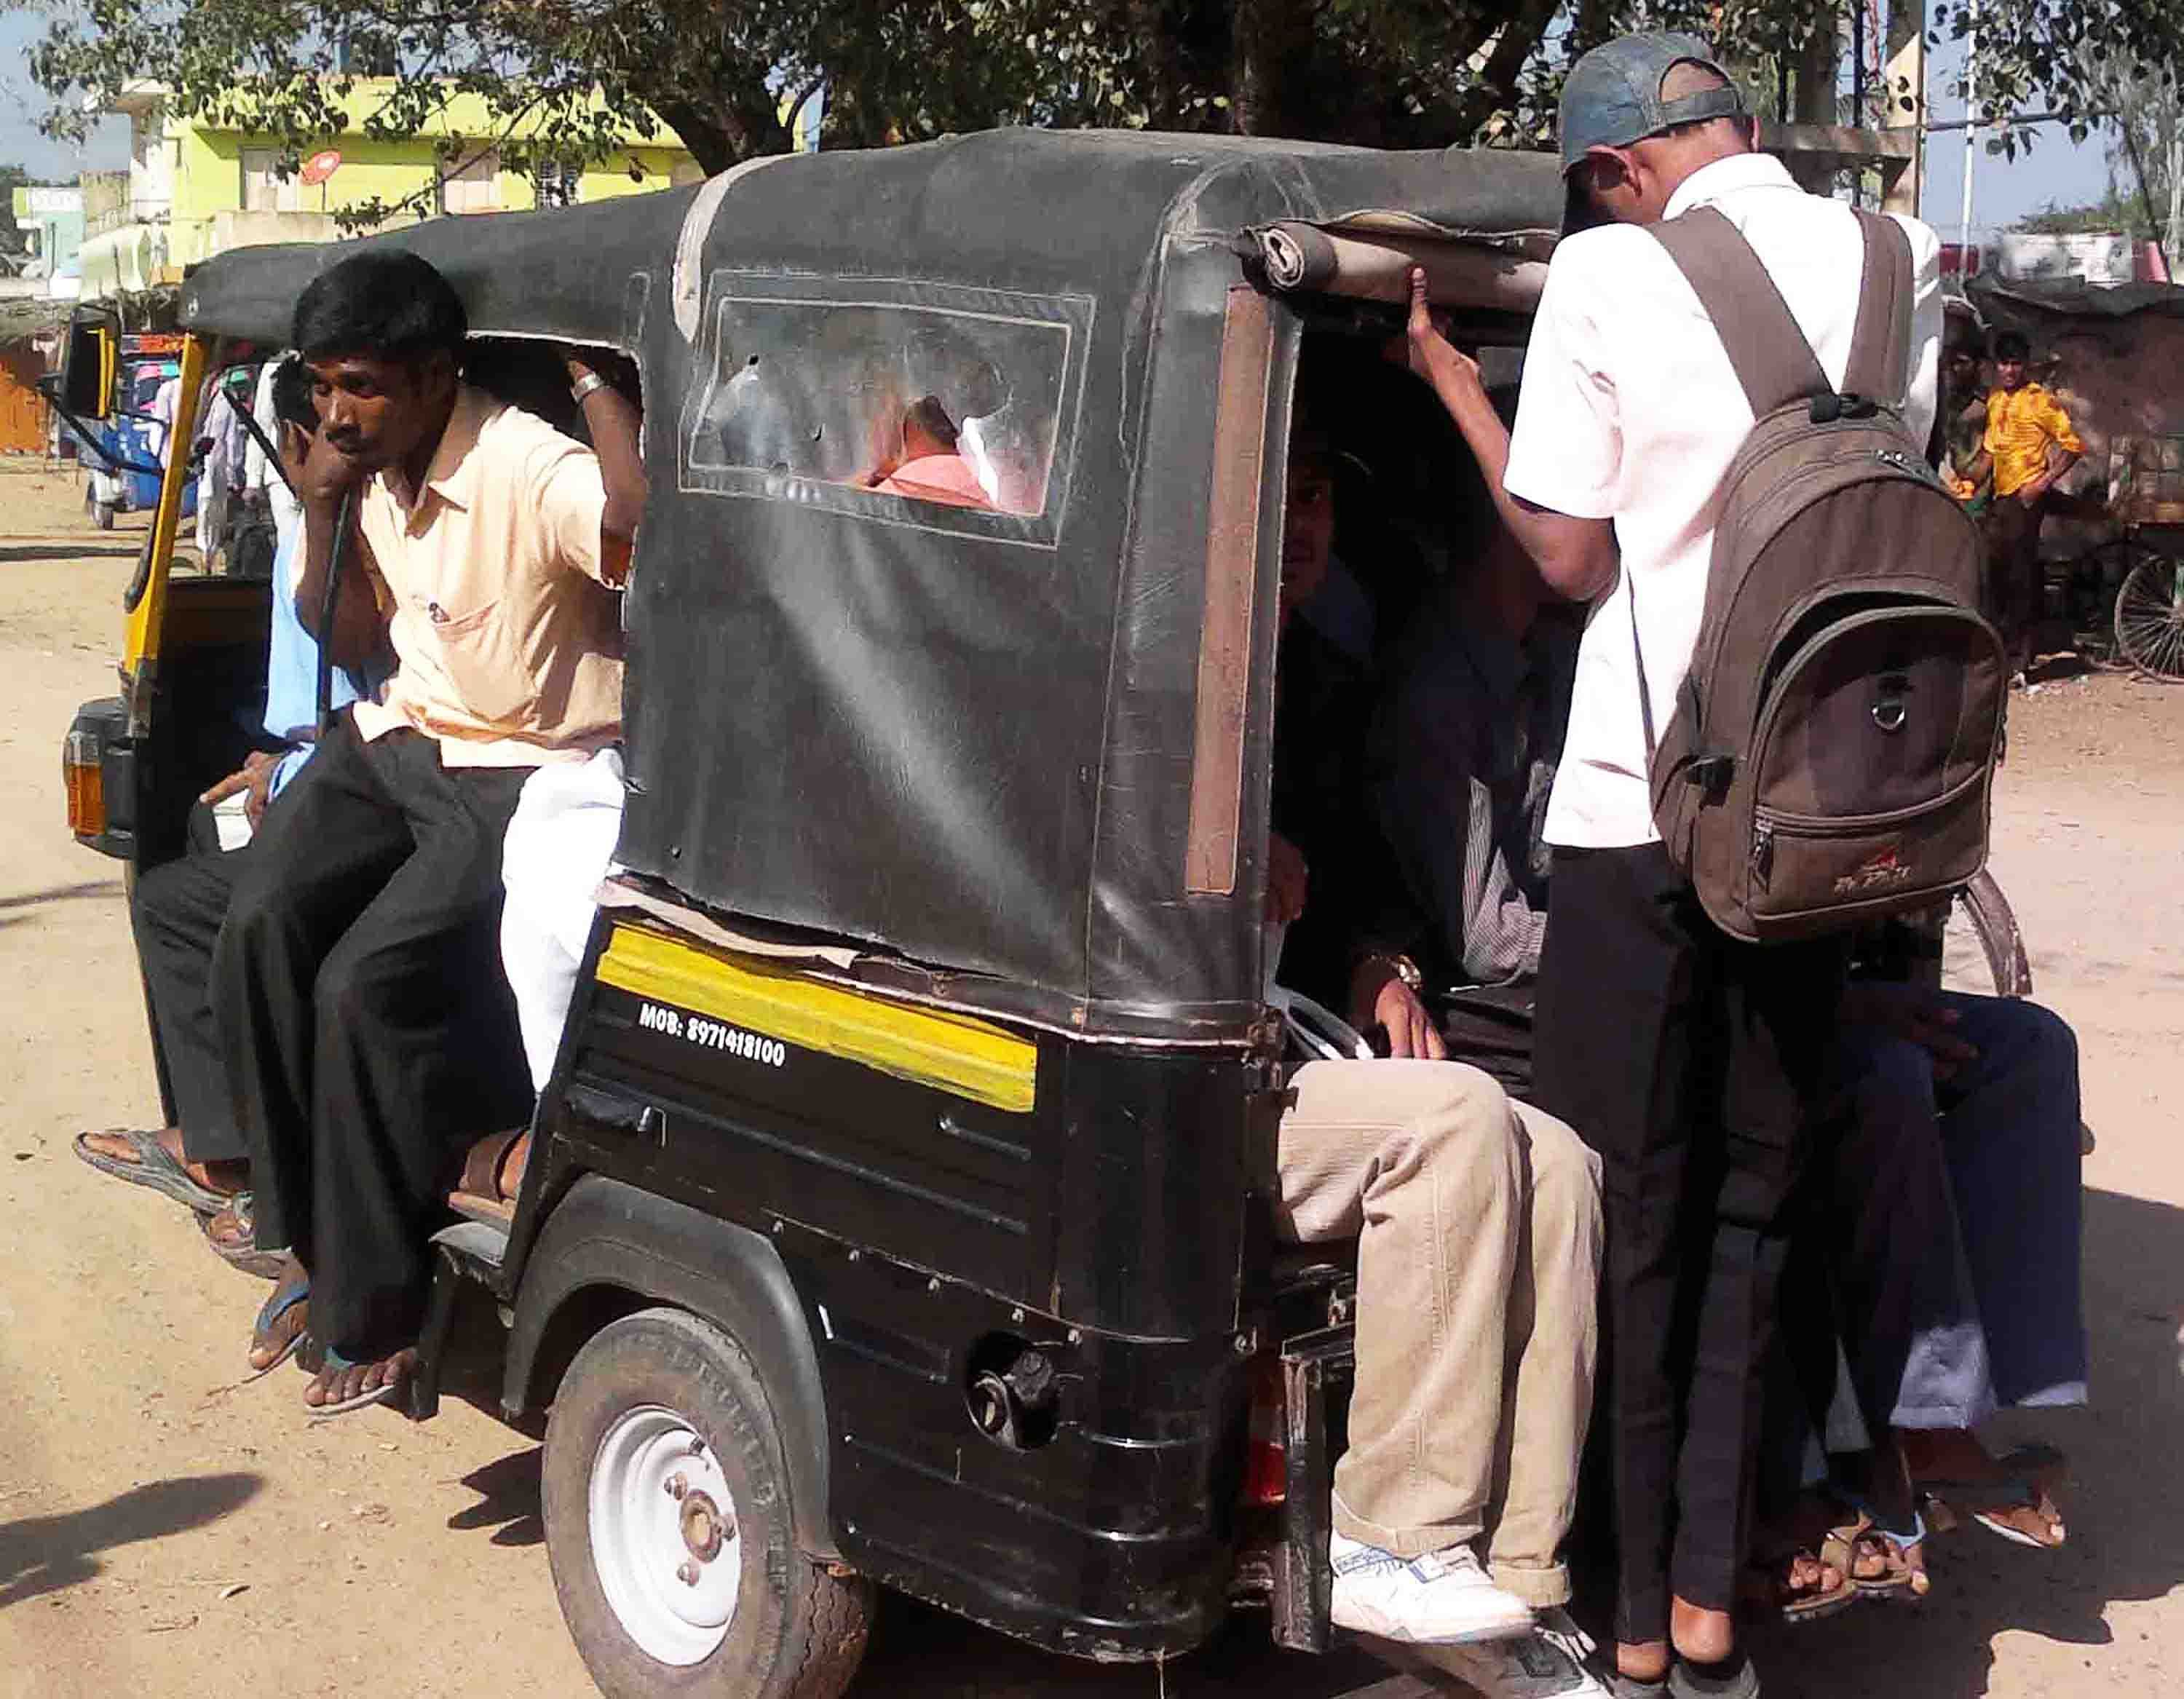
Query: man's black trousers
1531 843 1847 1645
133 833 250 1166
213 717 532 1358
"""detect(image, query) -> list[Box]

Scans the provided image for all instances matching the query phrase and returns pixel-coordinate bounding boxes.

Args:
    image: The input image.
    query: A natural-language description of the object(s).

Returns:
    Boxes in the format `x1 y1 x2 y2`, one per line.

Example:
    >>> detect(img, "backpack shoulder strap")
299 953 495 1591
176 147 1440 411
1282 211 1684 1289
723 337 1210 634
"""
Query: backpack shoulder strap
1843 210 1915 405
1649 204 1830 417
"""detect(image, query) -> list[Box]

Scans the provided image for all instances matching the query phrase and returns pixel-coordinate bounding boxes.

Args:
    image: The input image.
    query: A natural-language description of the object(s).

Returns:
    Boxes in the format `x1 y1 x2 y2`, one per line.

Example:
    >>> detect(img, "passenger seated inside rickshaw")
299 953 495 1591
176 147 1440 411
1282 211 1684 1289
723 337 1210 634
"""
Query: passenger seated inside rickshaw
1249 404 1605 1669
864 396 996 510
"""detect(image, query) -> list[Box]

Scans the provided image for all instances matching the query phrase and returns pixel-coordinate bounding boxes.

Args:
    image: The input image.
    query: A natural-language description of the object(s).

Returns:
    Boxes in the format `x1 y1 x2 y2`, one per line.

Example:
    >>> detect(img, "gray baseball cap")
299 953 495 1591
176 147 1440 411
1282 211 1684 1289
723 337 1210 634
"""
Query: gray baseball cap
1558 31 1749 174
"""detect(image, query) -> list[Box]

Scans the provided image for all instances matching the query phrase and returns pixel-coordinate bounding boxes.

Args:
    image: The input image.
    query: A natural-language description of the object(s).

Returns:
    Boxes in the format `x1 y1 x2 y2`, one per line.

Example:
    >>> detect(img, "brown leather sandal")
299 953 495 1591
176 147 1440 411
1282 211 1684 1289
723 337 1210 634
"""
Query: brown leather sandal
448 1128 530 1226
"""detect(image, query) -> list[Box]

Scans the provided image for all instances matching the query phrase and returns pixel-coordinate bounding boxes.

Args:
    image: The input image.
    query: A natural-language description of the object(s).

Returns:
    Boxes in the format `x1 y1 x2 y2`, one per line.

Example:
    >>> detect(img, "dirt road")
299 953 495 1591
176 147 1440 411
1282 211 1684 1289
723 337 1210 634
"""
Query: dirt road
0 461 2177 1698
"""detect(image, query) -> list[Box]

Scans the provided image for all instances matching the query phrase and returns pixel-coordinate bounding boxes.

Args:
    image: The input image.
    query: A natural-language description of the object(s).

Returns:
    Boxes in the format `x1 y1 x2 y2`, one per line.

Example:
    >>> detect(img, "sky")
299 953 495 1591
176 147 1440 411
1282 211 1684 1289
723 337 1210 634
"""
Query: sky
0 7 2130 241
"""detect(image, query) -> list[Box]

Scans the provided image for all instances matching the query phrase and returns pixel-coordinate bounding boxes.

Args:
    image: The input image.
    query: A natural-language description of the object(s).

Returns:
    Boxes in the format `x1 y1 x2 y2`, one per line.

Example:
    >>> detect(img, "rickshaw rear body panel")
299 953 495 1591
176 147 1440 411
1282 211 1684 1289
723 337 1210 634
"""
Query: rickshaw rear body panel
500 910 1273 1657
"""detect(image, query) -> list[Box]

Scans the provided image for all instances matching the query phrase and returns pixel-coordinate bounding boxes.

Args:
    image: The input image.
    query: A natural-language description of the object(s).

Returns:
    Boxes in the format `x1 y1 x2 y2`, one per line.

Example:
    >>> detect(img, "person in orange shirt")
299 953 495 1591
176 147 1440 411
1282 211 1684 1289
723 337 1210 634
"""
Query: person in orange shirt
1972 330 2083 675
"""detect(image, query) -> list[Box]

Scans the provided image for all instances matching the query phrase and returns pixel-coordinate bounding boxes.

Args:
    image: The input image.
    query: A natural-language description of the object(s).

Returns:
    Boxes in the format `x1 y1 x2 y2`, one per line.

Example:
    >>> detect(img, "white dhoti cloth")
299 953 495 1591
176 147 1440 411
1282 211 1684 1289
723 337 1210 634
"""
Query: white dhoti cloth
500 746 627 1092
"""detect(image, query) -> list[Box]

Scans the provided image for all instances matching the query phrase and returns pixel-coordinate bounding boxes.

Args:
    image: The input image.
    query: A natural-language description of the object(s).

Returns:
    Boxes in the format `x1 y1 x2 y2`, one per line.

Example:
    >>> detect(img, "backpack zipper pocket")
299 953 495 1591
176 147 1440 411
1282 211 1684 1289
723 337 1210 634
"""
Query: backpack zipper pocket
1752 770 1990 890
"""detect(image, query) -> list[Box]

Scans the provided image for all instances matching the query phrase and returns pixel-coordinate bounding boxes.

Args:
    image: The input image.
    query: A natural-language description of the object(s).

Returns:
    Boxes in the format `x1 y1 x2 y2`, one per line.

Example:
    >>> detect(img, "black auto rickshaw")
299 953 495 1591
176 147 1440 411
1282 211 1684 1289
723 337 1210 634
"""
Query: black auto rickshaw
56 128 1580 1695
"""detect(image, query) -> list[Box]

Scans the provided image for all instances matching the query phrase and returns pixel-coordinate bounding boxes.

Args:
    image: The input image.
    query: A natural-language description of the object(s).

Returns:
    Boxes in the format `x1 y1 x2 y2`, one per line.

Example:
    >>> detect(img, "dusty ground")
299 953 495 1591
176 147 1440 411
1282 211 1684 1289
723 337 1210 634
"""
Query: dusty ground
0 458 2177 1698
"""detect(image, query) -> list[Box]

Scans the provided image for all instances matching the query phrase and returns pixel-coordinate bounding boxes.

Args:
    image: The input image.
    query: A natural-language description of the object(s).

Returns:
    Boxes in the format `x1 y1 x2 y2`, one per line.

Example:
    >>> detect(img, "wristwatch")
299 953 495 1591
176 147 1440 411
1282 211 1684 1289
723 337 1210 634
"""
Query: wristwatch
569 371 609 406
1367 952 1424 993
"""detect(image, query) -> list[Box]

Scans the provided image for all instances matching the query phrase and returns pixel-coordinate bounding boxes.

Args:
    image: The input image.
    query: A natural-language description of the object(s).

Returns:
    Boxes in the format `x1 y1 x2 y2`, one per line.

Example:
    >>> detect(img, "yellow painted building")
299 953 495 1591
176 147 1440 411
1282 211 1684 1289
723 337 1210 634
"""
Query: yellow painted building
80 79 705 297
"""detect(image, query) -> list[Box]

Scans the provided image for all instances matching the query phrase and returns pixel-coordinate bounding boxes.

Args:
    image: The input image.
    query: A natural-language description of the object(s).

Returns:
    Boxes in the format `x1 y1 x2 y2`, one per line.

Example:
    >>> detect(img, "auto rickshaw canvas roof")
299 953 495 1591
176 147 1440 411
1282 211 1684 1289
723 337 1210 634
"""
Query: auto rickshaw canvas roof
179 127 1563 346
178 129 1567 1045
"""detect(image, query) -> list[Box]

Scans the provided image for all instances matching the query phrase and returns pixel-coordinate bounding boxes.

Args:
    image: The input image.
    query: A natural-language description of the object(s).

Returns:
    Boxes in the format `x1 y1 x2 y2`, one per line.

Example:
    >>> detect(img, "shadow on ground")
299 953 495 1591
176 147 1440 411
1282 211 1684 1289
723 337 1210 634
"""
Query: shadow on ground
0 1473 262 1609
1749 1187 2184 1698
0 882 126 934
852 1596 1402 1698
448 1448 545 1548
0 544 147 564
0 883 124 915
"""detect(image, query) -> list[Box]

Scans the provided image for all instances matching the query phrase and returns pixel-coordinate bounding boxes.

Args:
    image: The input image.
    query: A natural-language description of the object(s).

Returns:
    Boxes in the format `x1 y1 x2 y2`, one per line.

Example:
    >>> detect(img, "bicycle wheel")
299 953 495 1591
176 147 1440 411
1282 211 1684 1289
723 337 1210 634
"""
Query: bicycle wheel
2114 547 2184 681
1958 868 2032 998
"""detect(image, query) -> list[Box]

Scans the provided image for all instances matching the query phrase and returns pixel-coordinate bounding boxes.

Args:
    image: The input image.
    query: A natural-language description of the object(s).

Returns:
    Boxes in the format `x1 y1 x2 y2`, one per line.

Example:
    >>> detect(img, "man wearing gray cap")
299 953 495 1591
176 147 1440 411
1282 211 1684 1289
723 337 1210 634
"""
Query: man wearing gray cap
1396 29 1942 1698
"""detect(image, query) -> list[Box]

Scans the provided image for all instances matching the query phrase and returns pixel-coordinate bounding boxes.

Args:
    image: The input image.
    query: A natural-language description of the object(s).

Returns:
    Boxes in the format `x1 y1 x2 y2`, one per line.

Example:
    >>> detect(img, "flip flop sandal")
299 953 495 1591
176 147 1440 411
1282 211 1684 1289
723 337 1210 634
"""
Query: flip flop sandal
1842 1505 1931 1601
1746 1518 1864 1625
245 1274 312 1382
1921 1444 2068 1549
199 1194 290 1282
1612 1679 1670 1698
1669 1655 1761 1699
447 1128 526 1227
72 1127 236 1215
304 1347 412 1417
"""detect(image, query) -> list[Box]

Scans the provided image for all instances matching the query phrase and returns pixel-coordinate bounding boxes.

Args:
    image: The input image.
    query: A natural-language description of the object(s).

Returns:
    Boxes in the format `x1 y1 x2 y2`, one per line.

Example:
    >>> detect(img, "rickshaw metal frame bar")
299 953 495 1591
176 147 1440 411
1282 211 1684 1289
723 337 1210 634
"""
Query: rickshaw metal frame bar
122 333 211 732
1185 285 1275 896
1273 1321 1352 1652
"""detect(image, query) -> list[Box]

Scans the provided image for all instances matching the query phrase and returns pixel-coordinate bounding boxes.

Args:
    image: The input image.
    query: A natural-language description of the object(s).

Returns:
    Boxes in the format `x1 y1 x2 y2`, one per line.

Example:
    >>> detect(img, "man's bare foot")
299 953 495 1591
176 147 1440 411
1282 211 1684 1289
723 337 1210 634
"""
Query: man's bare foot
1616 1639 1670 1684
1669 1596 1734 1666
304 1346 418 1412
77 1126 248 1196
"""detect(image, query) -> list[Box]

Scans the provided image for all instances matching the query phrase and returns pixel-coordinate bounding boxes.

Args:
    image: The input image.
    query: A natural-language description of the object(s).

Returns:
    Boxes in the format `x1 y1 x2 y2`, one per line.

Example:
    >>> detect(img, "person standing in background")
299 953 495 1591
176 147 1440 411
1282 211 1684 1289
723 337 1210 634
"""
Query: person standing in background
1969 330 2082 676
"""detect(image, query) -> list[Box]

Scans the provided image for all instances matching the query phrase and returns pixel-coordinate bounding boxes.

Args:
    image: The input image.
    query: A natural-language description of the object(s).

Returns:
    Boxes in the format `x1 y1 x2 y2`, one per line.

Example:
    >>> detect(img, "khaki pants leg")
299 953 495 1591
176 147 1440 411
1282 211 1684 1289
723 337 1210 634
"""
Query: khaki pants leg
1480 1104 1602 1607
1274 1060 1545 1571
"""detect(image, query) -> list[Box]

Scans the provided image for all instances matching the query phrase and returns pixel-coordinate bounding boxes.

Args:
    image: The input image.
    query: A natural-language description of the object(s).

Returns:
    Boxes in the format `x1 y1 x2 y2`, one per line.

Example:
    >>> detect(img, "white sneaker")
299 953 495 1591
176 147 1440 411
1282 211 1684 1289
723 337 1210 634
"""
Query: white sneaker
1415 1609 1613 1696
1328 1531 1535 1645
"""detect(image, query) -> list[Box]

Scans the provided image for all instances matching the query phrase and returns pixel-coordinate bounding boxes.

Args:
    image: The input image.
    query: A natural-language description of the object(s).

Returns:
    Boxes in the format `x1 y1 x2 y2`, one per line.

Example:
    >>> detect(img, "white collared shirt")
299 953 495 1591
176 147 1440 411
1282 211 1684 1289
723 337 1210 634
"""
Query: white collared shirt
1504 151 1942 848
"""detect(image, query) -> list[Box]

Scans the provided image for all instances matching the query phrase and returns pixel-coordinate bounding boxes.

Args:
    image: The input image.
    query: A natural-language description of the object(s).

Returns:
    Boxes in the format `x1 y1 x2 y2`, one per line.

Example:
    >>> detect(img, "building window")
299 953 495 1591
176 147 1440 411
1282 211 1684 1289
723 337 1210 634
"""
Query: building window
440 149 502 215
533 159 581 210
240 148 302 213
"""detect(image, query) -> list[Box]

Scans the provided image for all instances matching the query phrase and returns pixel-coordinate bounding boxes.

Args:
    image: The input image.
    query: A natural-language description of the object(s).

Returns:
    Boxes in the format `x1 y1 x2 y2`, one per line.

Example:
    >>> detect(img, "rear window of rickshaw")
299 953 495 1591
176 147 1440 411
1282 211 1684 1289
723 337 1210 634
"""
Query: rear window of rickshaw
678 274 1091 547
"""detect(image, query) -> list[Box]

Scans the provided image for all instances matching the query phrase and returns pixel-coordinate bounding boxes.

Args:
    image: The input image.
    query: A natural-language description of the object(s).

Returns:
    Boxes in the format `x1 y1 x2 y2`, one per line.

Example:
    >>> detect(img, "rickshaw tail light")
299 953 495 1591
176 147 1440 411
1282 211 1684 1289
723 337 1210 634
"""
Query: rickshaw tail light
1241 1357 1286 1507
63 729 106 839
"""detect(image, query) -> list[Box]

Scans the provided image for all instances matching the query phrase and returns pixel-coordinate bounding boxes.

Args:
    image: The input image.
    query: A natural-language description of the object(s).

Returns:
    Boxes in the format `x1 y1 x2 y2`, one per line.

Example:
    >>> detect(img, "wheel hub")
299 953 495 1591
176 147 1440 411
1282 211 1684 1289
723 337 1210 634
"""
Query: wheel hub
587 1406 743 1666
680 1489 731 1562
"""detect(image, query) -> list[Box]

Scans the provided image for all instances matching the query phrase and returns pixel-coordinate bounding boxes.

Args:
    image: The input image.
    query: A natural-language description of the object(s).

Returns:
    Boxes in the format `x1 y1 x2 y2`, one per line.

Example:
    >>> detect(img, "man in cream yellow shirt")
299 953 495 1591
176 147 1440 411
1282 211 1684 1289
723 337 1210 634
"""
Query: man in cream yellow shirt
211 250 646 1414
1974 329 2083 674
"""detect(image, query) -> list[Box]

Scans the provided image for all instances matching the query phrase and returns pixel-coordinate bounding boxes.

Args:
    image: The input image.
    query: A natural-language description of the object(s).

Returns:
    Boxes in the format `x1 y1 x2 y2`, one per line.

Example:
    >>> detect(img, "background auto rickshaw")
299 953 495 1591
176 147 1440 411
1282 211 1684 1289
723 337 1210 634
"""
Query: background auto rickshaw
60 128 1551 1697
66 332 201 531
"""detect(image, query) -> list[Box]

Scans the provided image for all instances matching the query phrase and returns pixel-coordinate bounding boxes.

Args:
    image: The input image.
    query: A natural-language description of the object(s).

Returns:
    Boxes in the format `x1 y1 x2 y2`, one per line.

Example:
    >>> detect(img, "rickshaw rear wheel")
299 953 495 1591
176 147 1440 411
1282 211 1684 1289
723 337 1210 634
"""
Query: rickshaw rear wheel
542 1307 871 1699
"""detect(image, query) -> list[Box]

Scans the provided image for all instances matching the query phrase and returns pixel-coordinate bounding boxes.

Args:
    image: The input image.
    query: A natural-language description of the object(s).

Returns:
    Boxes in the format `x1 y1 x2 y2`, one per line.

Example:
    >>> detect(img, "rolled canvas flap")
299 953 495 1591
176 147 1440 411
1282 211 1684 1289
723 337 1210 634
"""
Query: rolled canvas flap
1254 219 1548 314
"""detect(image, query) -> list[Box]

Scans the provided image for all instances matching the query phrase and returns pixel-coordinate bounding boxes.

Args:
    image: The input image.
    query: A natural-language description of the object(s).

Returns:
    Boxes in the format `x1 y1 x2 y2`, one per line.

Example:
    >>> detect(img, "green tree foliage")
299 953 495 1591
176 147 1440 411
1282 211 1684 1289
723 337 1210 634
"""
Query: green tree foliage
19 0 2184 221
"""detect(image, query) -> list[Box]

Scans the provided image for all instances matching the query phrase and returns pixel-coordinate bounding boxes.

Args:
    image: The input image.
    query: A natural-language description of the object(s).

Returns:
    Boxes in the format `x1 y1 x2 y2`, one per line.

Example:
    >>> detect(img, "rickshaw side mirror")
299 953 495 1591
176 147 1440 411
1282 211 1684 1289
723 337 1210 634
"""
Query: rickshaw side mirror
58 308 121 422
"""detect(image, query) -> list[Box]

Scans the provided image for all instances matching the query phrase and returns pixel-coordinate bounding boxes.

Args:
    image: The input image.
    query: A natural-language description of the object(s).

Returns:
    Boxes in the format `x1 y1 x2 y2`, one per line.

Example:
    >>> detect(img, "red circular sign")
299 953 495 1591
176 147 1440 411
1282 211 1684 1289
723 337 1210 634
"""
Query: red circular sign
300 148 343 186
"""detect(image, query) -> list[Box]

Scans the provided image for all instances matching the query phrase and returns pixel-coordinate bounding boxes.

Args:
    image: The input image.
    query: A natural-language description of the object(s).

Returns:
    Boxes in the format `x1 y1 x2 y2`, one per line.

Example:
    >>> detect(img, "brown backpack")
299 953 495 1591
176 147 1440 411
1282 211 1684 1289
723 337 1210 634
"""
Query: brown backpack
1639 205 2006 943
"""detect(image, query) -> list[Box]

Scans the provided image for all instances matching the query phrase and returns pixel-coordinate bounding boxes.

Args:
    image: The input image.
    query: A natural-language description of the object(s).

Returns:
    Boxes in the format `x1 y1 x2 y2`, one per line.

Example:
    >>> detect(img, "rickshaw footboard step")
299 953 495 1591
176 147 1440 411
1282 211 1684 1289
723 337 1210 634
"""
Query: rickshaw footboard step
431 1218 510 1280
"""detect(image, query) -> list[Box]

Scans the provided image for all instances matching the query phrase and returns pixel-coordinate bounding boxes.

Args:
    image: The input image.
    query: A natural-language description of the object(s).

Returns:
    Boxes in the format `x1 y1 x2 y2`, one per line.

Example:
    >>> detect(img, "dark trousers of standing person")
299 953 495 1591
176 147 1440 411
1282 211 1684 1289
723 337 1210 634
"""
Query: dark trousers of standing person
1530 843 1848 1647
133 831 252 1168
1983 491 2047 668
213 716 533 1359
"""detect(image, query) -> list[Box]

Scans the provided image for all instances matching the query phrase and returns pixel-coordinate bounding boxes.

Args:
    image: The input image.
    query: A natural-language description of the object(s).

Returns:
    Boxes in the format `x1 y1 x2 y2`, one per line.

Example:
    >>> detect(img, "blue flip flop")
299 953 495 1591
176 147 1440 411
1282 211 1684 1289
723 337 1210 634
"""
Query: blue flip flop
246 1270 311 1381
